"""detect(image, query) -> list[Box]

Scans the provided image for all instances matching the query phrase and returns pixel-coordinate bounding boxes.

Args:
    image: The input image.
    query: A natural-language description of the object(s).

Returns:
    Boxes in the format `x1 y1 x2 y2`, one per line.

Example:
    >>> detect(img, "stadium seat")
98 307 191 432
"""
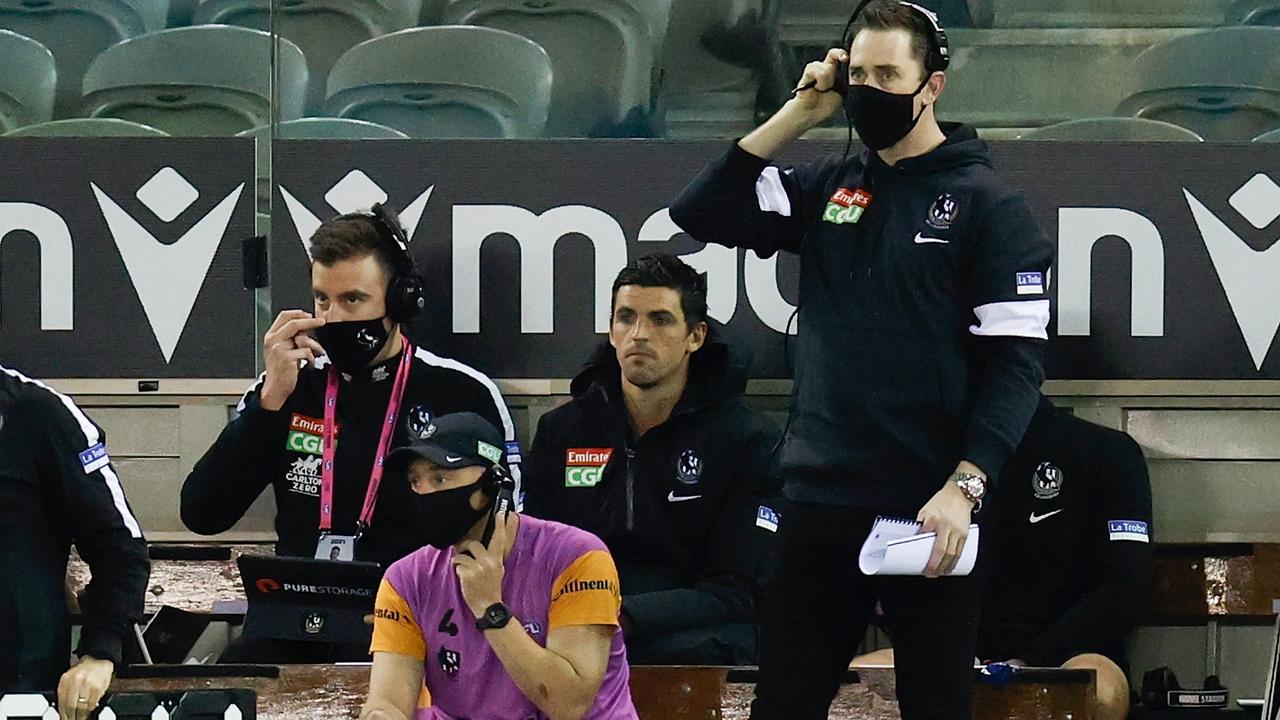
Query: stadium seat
237 118 409 213
780 0 982 28
660 0 758 108
324 26 552 139
1256 128 1280 141
1018 117 1203 141
2 117 168 136
439 0 671 137
1116 27 1280 142
79 25 308 136
0 28 55 133
0 0 167 117
419 0 446 24
168 0 199 27
192 0 421 112
990 0 1231 28
1227 0 1280 25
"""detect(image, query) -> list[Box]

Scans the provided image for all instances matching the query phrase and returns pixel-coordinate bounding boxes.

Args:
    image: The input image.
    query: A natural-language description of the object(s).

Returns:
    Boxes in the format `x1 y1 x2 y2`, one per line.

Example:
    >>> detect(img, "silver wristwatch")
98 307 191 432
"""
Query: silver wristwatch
950 471 987 512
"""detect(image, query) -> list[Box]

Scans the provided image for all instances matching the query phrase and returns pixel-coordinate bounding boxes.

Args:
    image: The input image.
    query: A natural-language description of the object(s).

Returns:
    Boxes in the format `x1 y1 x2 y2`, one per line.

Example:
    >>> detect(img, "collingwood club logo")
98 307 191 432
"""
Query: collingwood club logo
1032 461 1063 500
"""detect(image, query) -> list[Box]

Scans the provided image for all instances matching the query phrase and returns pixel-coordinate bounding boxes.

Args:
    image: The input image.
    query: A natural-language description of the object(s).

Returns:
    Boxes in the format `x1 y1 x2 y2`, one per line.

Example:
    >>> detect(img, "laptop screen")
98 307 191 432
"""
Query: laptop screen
237 555 383 644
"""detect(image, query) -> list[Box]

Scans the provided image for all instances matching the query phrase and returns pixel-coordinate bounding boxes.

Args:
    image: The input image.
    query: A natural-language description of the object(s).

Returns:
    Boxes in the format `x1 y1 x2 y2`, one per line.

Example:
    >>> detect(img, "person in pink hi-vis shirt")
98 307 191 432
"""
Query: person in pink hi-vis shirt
359 412 638 720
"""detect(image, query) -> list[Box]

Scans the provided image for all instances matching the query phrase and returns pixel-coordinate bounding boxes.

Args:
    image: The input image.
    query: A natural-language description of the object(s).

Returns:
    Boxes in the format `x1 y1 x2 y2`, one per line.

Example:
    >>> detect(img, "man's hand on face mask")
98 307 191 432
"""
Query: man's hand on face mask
260 310 327 411
453 511 517 618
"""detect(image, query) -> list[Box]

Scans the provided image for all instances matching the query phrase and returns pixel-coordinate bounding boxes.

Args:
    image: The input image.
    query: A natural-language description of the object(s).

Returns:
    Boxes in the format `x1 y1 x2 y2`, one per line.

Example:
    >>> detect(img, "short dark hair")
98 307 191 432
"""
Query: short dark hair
850 0 936 82
308 213 397 280
611 254 708 329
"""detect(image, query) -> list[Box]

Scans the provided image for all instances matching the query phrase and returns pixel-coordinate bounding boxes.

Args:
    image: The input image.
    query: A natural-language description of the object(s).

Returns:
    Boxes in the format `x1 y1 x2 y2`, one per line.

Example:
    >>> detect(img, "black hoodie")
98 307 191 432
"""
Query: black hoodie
522 329 781 641
669 125 1054 509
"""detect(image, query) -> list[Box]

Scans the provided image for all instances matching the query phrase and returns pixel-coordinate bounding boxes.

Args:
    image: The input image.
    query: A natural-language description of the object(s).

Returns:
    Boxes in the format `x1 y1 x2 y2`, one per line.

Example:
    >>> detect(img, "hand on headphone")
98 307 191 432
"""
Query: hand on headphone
788 48 848 123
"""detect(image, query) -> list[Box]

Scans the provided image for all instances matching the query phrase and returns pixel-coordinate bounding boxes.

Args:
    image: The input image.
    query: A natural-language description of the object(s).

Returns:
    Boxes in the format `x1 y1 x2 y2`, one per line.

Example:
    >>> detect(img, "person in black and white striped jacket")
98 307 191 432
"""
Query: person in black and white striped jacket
0 363 150 718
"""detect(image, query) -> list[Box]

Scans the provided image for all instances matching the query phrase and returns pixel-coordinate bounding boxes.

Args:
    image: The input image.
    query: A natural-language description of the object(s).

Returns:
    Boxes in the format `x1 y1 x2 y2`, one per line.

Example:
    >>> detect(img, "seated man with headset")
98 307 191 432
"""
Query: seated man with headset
181 205 520 662
361 413 637 720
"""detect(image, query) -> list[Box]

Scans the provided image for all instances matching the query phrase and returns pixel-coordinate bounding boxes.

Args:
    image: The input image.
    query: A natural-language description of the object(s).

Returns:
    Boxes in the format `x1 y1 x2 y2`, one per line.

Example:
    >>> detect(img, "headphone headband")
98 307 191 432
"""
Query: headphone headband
841 0 950 73
367 202 426 323
368 202 417 274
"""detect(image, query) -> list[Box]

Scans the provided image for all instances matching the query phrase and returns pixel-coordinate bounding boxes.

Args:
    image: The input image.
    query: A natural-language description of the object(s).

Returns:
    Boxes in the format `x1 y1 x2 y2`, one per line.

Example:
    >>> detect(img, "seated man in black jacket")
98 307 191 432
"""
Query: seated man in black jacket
181 206 519 663
856 397 1152 720
978 397 1152 720
522 254 782 665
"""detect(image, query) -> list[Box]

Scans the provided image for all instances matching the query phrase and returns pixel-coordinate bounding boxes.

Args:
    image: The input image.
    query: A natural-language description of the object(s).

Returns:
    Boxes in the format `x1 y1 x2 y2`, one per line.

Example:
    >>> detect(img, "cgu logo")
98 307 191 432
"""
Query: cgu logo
0 166 244 362
1057 172 1280 370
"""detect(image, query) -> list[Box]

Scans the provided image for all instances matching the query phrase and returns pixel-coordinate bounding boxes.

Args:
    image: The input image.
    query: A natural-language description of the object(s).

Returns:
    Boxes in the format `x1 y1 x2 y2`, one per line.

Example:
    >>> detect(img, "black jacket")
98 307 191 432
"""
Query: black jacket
181 346 519 568
522 331 782 640
978 398 1154 666
670 125 1053 509
0 365 150 690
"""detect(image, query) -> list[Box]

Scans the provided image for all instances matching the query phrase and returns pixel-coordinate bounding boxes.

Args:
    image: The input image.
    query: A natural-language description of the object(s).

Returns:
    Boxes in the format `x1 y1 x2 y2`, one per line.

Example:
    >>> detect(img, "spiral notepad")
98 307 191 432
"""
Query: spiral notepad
858 516 980 576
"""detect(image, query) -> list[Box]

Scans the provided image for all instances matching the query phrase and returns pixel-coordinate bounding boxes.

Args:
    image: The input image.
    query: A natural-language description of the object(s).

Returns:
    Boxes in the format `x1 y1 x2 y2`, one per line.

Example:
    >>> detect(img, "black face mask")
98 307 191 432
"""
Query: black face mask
314 318 390 373
412 478 491 550
844 75 932 151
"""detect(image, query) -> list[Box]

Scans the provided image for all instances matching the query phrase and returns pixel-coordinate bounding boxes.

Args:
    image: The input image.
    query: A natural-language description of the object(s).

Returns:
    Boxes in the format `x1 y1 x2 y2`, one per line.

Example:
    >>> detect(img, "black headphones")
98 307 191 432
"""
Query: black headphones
365 202 426 324
835 0 951 98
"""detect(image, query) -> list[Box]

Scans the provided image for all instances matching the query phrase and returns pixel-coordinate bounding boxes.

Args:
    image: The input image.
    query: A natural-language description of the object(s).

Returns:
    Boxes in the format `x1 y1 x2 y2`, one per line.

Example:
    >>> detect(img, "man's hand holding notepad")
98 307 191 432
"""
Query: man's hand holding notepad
858 517 980 576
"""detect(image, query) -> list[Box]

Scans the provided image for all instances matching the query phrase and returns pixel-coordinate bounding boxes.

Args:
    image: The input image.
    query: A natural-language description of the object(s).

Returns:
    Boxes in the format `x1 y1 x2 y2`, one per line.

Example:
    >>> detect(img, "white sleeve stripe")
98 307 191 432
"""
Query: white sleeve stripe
412 348 523 497
969 299 1051 340
0 364 143 538
235 371 268 414
755 167 792 217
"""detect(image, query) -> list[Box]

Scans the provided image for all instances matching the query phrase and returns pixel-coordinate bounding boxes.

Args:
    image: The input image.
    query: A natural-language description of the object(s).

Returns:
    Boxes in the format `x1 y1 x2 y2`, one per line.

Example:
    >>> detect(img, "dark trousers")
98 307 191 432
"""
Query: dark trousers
750 502 981 720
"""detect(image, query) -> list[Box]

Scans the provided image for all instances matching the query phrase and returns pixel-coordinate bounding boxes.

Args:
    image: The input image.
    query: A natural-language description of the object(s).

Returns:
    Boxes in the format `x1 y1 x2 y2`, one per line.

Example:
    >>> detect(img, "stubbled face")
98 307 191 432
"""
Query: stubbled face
312 254 390 324
848 27 939 111
609 285 706 390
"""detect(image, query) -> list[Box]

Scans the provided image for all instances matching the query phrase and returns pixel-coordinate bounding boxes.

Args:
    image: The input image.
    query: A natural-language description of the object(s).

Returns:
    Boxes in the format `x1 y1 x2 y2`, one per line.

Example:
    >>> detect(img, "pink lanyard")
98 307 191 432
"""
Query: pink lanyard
319 340 413 533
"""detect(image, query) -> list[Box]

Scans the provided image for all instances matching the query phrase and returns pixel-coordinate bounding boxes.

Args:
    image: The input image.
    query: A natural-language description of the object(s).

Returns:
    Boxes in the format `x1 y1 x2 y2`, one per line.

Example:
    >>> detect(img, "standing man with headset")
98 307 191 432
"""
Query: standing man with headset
182 205 522 663
669 2 1054 718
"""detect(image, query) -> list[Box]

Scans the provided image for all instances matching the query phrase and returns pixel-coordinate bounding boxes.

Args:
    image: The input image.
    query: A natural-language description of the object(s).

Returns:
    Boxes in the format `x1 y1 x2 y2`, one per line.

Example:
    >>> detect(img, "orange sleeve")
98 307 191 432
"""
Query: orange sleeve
548 549 621 630
370 578 427 660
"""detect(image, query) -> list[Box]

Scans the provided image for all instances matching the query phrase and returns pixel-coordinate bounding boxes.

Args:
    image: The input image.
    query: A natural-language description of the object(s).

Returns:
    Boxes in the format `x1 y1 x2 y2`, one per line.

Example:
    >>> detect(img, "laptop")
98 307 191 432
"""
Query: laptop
236 554 383 645
122 605 213 664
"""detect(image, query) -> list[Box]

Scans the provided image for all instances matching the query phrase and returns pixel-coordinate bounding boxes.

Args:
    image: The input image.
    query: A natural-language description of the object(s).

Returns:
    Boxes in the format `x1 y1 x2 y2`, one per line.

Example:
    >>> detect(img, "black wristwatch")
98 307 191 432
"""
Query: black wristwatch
476 602 512 631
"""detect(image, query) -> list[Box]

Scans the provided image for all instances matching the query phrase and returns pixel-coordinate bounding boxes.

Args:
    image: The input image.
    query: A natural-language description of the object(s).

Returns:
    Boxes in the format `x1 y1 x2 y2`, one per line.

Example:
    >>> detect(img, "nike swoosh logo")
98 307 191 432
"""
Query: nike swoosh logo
445 455 464 463
1029 509 1064 524
667 492 703 503
913 233 950 244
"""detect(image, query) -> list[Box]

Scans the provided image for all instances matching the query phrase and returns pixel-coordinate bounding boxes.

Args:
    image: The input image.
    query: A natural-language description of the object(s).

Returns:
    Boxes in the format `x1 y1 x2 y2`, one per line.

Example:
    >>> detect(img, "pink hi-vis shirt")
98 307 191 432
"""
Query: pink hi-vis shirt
371 515 638 719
